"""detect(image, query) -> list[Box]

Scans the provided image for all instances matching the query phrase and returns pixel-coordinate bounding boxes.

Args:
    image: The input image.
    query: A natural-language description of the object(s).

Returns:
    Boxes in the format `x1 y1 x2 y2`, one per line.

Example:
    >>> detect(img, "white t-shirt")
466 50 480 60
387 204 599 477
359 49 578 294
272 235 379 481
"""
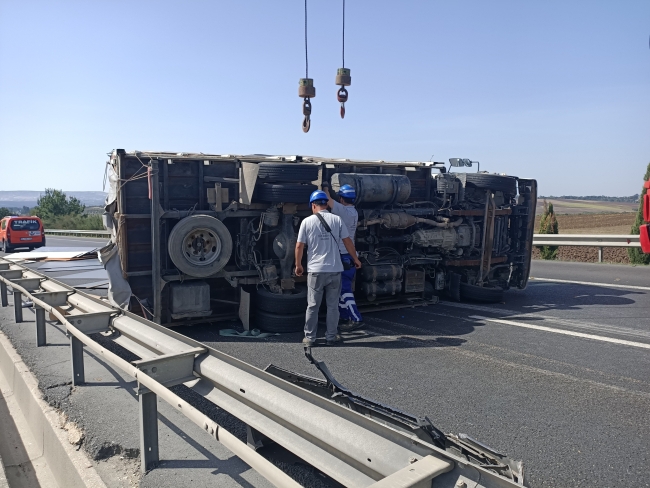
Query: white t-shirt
297 210 350 273
331 200 358 255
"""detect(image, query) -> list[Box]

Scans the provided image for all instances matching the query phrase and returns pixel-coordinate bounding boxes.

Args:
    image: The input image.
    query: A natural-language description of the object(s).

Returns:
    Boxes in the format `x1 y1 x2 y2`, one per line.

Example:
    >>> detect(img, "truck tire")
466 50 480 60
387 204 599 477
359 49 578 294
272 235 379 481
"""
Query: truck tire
448 272 461 302
255 286 308 315
460 283 504 303
465 173 517 196
255 183 317 203
257 163 319 183
168 215 233 278
255 309 304 333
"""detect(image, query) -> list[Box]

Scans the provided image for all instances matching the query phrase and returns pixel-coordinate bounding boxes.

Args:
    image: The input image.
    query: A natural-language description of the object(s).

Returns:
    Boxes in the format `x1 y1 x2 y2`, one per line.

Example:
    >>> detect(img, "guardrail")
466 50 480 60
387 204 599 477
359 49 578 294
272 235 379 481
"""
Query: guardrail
0 256 523 487
45 229 111 238
533 234 640 262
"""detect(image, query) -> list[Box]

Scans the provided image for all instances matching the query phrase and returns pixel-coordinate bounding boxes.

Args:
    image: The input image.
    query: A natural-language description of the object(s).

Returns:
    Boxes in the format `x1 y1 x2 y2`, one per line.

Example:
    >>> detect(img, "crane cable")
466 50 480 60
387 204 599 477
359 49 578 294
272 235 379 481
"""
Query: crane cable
342 0 345 69
299 0 314 133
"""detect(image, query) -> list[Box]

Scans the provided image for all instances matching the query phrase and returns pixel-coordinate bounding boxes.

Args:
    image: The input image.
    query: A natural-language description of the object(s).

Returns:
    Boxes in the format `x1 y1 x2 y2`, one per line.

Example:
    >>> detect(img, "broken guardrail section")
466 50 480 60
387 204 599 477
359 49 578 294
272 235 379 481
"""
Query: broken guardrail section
0 256 524 488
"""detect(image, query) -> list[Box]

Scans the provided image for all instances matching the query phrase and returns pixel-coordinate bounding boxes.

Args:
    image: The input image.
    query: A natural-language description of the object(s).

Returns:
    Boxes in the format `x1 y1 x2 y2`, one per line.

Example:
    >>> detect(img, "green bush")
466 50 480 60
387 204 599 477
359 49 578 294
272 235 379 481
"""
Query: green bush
30 188 104 230
0 207 11 220
44 214 104 230
32 189 84 220
628 162 650 265
538 200 559 260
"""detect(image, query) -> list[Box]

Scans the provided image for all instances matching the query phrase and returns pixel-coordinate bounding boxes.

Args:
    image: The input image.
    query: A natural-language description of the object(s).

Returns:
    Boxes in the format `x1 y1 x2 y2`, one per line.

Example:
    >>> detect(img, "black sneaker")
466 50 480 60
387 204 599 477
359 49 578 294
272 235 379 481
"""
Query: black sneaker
326 334 343 346
339 320 365 332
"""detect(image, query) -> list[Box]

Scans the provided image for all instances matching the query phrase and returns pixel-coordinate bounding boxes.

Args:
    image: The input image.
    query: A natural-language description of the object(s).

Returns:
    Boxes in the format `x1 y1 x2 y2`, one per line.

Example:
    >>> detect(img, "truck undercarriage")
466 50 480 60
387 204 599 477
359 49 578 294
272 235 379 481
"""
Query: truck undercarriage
105 150 536 331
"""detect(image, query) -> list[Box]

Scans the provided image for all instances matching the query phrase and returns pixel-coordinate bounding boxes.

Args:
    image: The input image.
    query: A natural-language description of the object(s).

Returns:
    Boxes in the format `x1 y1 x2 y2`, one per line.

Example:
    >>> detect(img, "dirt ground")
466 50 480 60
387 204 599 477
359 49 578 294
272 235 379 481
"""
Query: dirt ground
533 212 637 235
532 211 638 264
535 198 638 215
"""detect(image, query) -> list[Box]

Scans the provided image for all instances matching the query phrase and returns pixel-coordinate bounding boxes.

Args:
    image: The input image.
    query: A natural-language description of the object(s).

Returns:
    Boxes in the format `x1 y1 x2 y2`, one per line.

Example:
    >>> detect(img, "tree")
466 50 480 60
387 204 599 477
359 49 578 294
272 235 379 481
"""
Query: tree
0 207 11 220
538 200 559 260
32 189 85 220
628 162 650 265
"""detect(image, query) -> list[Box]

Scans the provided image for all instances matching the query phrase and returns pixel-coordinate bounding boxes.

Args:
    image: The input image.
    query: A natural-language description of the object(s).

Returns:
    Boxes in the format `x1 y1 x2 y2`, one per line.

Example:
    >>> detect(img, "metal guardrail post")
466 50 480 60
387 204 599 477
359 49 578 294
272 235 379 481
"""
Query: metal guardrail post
13 291 23 323
0 282 7 307
598 247 603 263
70 336 85 385
139 391 160 472
35 306 46 347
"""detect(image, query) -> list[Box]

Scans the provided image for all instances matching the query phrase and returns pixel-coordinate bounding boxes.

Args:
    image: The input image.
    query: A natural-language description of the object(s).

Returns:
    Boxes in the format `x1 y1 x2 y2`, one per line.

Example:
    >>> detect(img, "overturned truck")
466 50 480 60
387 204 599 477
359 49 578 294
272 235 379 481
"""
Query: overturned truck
104 150 537 328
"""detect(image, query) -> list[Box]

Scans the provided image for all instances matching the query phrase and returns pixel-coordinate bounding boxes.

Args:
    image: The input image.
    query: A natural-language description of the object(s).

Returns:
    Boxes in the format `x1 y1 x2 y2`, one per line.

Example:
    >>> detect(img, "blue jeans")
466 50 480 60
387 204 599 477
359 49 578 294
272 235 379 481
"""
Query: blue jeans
339 254 363 322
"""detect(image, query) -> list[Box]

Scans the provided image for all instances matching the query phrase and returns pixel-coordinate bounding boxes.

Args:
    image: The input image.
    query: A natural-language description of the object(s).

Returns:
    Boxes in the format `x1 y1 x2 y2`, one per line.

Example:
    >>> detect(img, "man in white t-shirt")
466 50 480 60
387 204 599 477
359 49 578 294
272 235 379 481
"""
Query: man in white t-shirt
295 190 361 346
323 183 364 331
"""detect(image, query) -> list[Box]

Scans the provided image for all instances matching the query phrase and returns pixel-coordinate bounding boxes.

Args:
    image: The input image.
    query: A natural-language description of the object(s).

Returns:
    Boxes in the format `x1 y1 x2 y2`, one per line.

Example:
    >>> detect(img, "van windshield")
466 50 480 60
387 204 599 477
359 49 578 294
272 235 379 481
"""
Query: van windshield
10 219 41 231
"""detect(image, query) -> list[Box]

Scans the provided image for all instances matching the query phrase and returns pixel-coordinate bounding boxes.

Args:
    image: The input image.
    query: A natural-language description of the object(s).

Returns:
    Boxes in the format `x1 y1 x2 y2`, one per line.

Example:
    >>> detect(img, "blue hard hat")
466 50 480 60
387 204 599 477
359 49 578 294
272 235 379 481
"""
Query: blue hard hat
309 190 328 204
339 184 356 199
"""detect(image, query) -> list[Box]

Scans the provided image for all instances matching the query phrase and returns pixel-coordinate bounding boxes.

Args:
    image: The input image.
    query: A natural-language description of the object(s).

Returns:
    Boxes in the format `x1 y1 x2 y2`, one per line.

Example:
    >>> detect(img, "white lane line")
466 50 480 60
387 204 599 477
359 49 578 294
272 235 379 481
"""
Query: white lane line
470 315 650 350
530 277 650 291
438 302 650 340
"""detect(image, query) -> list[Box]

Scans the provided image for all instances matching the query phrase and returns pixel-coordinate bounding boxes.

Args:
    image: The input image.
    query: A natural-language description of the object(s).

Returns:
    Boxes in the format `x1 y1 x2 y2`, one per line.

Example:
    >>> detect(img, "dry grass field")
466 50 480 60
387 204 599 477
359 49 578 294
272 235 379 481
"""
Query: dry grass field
532 207 639 264
535 198 638 215
533 212 637 235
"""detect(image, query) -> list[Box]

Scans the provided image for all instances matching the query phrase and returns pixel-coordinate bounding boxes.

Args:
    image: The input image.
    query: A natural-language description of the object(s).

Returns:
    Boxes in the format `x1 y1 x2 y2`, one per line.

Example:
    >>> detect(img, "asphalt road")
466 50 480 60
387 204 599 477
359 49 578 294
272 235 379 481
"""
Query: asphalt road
1 240 648 487
179 260 650 488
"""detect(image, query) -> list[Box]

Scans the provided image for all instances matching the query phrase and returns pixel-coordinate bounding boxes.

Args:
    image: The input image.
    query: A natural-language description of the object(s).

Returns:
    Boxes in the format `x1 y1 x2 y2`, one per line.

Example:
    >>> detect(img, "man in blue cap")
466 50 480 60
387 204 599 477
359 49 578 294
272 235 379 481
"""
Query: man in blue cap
322 182 364 331
295 190 362 346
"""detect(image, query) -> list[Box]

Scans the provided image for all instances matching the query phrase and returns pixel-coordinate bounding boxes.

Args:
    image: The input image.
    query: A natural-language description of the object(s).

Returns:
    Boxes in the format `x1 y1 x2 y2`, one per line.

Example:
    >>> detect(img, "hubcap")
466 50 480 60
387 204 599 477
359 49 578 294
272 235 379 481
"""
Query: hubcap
181 227 222 266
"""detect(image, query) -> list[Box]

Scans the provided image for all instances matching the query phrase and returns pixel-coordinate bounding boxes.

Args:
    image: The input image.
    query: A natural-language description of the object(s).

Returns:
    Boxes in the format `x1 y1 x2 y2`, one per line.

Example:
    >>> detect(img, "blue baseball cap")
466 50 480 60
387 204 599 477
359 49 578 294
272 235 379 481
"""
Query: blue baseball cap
309 190 328 204
339 184 356 199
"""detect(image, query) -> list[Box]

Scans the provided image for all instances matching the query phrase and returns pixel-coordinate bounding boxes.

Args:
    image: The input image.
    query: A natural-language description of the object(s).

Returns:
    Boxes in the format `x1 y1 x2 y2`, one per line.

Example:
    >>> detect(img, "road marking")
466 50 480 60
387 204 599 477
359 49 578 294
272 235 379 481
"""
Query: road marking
470 315 650 350
530 277 650 291
438 302 650 340
357 328 650 399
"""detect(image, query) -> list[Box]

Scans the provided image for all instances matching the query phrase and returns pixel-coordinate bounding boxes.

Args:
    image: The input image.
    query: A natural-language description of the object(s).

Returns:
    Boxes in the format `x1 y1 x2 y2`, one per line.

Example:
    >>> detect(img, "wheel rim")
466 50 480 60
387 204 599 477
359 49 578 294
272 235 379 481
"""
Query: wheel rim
181 227 222 266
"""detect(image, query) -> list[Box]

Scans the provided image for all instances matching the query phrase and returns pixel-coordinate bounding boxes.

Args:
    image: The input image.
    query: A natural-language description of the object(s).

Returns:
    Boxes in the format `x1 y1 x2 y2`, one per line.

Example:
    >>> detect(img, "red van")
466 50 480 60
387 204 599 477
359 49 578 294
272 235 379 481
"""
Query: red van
0 216 46 253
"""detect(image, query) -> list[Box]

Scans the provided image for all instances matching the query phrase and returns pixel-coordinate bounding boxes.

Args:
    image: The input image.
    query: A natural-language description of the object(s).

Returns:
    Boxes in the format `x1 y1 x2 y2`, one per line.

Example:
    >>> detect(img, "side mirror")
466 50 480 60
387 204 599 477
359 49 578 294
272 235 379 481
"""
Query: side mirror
449 158 479 171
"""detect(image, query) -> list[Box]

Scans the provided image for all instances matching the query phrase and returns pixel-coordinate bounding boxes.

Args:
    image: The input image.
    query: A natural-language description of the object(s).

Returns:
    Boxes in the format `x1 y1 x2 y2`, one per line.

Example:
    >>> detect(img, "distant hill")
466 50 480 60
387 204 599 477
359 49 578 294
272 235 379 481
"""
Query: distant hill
540 194 639 203
0 191 107 209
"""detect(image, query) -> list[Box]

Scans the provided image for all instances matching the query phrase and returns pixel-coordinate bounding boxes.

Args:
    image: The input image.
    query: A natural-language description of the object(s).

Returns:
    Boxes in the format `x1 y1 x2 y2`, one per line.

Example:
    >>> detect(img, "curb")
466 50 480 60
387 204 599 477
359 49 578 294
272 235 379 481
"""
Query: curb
0 331 107 488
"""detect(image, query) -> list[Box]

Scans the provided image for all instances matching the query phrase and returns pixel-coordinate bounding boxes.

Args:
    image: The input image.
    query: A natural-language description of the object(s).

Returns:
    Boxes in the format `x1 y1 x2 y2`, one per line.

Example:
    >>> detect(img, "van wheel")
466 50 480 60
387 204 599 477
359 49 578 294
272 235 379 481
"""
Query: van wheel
2 240 12 253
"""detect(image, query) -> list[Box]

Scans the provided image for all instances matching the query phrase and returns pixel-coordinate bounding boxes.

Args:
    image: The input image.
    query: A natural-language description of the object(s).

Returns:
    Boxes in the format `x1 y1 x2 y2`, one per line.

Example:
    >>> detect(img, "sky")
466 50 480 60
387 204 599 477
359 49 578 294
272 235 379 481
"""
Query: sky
0 0 648 196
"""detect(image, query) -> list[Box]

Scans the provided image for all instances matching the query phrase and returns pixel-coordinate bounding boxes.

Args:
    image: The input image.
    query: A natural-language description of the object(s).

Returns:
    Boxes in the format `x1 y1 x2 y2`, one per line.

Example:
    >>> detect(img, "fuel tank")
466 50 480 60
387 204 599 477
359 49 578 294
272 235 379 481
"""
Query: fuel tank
331 173 411 204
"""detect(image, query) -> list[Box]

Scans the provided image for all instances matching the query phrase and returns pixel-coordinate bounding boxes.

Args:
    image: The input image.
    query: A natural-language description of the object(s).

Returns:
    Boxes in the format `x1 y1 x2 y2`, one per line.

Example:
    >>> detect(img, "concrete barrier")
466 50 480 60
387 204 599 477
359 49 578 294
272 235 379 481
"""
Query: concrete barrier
0 332 106 488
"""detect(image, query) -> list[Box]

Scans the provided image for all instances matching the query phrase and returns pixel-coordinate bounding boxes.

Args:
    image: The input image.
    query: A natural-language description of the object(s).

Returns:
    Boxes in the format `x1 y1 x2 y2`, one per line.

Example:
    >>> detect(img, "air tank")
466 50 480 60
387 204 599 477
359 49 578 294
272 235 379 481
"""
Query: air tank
331 173 411 204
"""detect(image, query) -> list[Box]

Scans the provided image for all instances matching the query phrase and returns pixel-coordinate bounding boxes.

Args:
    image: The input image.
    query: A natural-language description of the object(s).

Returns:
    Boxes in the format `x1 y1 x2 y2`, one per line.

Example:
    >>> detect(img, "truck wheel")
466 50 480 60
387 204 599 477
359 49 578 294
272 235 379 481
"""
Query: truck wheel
465 173 517 196
255 183 317 203
255 286 308 314
255 309 304 333
168 215 233 278
460 283 504 303
448 272 461 302
257 163 319 183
